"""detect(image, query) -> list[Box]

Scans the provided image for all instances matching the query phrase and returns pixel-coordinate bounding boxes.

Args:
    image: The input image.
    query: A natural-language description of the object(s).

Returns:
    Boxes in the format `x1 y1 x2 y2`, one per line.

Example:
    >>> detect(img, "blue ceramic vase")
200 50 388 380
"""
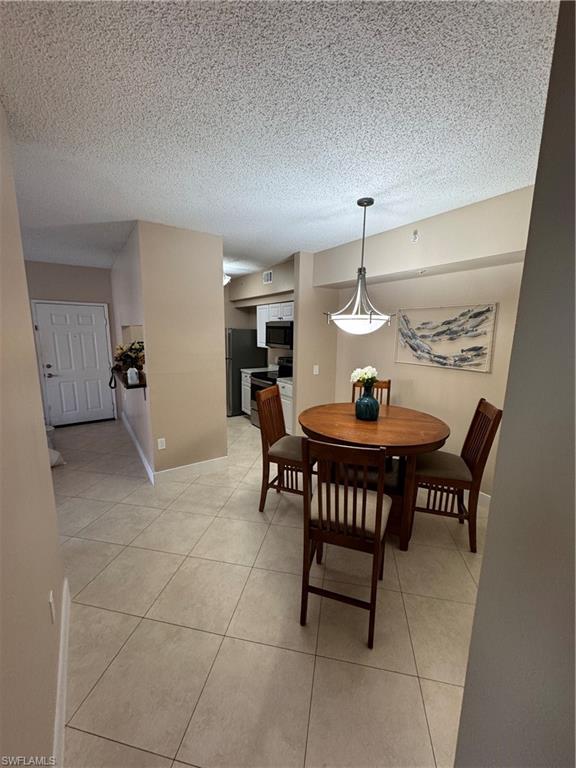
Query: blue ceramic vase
355 382 380 421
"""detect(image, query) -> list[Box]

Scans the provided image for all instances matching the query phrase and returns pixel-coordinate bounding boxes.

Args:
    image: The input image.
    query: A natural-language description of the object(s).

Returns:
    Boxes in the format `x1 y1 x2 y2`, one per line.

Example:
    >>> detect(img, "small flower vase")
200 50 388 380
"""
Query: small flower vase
355 382 380 421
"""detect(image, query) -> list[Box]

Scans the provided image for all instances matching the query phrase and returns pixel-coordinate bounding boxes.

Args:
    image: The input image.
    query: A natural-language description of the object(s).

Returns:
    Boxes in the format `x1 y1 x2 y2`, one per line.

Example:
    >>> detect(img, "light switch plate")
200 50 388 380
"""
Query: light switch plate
157 438 166 450
313 365 320 375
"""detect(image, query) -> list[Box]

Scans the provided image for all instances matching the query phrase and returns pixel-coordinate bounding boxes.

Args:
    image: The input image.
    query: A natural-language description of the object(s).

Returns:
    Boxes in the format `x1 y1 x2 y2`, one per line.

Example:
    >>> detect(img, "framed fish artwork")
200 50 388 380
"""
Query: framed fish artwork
395 304 497 372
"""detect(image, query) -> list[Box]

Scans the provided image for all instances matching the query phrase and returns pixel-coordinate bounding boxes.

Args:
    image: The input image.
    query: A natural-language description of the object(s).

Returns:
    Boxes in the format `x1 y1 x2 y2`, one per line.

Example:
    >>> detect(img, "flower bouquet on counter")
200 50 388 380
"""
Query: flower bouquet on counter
351 366 380 421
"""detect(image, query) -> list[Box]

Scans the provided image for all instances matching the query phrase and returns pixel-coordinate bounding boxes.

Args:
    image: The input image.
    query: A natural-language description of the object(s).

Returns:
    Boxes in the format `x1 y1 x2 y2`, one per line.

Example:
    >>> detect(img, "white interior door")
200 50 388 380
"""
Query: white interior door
34 302 115 426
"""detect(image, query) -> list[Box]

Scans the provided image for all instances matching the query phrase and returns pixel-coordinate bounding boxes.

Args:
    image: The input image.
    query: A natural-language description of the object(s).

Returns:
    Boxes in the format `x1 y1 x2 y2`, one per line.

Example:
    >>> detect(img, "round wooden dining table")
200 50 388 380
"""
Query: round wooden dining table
298 403 450 550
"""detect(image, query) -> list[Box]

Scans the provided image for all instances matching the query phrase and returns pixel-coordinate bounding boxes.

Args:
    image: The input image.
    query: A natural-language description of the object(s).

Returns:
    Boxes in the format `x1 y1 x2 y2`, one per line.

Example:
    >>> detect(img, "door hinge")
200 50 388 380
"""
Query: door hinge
34 324 38 331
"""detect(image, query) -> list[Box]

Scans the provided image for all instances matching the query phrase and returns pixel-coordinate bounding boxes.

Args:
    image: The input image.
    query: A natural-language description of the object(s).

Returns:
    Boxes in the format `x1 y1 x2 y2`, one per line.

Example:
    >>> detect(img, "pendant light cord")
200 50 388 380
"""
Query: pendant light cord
360 204 367 269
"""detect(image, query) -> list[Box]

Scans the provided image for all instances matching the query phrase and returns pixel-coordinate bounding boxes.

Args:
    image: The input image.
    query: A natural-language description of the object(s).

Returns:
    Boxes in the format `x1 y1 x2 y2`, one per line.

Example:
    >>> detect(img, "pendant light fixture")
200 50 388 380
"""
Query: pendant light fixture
328 197 391 335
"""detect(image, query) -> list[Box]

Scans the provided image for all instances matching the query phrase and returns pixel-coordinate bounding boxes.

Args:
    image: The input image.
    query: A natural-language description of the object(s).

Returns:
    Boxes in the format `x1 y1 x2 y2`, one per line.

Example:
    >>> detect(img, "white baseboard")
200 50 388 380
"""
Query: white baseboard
52 577 70 767
154 454 228 482
121 413 155 485
479 491 491 511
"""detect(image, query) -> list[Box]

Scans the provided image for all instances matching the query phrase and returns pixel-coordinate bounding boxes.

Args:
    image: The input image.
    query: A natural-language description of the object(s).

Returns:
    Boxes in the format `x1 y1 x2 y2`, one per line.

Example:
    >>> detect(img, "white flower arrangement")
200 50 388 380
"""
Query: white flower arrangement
350 365 378 385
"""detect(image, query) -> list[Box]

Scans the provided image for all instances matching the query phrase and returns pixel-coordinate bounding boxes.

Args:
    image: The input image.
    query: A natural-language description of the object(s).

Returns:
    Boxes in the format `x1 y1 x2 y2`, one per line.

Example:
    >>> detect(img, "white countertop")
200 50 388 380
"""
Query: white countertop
276 377 293 384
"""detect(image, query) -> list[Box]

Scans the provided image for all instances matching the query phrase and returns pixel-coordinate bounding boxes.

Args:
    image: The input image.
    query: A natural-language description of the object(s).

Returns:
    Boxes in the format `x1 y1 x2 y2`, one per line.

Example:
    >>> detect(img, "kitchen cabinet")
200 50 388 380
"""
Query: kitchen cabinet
241 371 251 415
278 379 293 434
256 304 269 348
258 301 294 347
268 303 281 320
268 301 294 321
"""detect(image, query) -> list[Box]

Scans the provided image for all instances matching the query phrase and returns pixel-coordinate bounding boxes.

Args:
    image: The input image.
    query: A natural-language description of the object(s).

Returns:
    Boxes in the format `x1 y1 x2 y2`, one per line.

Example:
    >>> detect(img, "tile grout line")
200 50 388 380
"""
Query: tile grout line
170 632 226 764
417 675 439 768
61 435 199 603
457 547 481 586
67 540 130 602
303 547 325 768
66 613 145 725
141 533 208 623
163 483 273 764
220 495 275 639
66 530 476 607
65 723 177 764
69 598 451 682
70 503 165 544
397 567 438 768
58 499 117 538
67 534 477 615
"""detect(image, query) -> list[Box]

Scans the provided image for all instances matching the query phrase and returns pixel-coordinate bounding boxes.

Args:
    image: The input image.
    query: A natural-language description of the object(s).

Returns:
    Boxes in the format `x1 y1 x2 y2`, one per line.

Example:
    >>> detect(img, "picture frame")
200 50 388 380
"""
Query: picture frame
395 304 498 372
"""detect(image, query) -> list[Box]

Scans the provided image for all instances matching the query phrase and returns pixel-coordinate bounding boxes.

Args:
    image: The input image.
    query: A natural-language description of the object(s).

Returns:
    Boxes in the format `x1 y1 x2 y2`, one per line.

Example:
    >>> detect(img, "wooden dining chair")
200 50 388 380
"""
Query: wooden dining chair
351 378 391 406
256 385 305 513
300 438 392 648
413 398 502 552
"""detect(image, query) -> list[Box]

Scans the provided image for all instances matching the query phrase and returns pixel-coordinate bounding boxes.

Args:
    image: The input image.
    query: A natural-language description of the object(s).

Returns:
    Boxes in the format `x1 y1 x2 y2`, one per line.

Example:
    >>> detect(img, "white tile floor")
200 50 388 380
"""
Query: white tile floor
53 416 485 768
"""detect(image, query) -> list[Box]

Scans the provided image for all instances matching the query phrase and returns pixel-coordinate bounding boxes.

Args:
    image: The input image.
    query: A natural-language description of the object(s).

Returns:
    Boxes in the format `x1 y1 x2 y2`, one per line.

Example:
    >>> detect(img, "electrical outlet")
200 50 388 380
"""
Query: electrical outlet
157 438 166 450
313 364 320 375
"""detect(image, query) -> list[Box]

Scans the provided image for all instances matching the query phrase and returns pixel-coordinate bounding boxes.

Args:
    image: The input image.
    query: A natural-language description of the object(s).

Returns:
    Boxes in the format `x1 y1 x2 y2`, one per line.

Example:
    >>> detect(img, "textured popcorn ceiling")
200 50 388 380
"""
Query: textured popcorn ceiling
0 1 558 273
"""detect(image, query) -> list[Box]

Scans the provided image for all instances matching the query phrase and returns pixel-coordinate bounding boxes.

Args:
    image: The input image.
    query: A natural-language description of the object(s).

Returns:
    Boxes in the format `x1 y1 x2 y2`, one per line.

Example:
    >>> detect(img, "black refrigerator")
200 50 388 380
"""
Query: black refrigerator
225 329 267 416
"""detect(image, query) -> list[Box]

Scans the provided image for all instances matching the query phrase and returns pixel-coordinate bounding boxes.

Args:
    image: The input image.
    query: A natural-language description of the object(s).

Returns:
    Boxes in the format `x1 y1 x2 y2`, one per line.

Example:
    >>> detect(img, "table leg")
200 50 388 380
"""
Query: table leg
400 454 417 551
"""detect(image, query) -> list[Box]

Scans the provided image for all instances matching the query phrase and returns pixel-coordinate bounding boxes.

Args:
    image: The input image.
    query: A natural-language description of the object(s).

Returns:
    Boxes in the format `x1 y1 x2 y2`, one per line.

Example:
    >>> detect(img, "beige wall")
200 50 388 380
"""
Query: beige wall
228 257 294 302
313 187 532 287
25 260 115 339
457 5 574 763
138 221 227 472
111 225 153 466
0 104 64 759
224 284 256 329
232 290 294 309
333 263 523 493
24 260 112 306
293 252 339 432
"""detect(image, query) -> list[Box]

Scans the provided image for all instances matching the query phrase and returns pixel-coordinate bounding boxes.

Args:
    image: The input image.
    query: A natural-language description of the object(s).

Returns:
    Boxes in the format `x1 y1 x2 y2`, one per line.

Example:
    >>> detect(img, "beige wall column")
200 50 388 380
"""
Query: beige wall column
111 224 154 468
456 4 574 763
0 104 64 760
138 221 226 472
293 251 339 432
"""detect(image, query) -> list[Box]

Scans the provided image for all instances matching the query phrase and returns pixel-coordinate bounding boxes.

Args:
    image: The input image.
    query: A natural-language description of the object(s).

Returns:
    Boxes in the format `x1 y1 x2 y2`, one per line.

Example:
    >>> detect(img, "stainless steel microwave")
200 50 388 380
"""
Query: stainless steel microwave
265 320 293 349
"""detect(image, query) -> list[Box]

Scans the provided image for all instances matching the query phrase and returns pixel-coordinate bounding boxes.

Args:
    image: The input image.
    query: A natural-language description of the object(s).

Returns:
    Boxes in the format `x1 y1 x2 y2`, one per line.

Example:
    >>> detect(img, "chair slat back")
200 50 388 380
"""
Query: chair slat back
351 379 391 405
303 439 386 541
460 398 503 478
256 385 286 449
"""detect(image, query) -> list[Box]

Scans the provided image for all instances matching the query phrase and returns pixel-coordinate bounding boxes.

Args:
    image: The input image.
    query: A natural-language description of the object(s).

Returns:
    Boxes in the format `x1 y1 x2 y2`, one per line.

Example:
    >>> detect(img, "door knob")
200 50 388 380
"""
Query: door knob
46 373 56 378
